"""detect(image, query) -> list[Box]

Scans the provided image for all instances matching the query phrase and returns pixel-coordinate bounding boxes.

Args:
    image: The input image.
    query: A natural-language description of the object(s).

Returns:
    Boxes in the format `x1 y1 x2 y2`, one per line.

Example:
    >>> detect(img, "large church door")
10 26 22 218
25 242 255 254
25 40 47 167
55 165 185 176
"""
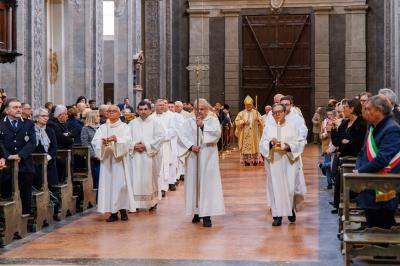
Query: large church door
242 14 312 127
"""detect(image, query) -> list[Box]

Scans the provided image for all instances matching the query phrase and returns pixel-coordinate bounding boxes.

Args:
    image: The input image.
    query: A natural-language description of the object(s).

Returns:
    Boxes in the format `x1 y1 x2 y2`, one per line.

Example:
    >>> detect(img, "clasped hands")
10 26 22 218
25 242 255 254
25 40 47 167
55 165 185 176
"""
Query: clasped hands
134 142 146 153
7 154 20 162
271 138 289 151
102 135 117 145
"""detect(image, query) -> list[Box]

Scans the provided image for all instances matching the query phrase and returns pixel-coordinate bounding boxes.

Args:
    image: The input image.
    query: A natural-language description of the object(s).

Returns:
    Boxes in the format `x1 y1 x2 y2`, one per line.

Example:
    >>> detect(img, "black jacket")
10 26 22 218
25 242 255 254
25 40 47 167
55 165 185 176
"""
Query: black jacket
331 116 367 157
47 118 74 149
34 127 59 186
0 117 36 173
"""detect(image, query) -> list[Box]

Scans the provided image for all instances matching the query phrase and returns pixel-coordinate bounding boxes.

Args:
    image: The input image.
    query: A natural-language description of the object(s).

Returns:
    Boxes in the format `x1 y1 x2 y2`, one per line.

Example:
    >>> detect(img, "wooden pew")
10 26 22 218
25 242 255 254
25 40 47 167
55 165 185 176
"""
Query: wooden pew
54 150 77 219
343 173 400 266
72 146 97 212
0 160 29 246
29 154 53 232
338 162 357 239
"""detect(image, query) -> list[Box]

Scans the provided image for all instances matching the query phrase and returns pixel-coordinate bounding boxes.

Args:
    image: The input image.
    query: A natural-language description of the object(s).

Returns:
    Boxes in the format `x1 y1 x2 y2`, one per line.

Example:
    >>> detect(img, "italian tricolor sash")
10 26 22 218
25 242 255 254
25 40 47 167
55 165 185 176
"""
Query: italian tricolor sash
365 126 400 202
366 126 400 173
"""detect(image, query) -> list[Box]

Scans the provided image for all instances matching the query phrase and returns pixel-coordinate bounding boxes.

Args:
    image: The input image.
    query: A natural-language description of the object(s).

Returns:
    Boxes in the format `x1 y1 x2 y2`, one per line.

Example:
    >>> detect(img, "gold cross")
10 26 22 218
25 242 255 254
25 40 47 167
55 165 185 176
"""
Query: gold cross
186 57 209 85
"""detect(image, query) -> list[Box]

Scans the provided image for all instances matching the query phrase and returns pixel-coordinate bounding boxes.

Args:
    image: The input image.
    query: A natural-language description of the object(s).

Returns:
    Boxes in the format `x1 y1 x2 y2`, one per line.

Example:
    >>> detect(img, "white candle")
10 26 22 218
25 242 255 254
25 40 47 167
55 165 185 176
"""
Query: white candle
277 121 281 141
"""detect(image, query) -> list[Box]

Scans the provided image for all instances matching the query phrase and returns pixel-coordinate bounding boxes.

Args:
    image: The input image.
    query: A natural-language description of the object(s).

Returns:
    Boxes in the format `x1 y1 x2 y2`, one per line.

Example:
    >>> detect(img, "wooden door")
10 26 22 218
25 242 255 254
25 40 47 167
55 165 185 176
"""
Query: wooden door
242 14 312 127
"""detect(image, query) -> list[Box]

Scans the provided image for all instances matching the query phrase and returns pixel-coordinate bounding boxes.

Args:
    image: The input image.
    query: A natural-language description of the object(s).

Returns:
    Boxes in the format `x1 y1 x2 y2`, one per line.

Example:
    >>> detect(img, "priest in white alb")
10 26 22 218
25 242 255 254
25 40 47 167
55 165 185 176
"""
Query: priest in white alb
92 105 136 222
129 101 165 210
178 98 225 228
260 103 305 226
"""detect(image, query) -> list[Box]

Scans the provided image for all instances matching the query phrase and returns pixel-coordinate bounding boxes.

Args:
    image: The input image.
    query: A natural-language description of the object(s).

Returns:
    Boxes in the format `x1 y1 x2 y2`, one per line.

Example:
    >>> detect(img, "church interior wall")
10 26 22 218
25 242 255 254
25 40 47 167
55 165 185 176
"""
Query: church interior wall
329 14 346 100
209 17 225 106
171 0 189 102
103 40 114 84
366 0 385 93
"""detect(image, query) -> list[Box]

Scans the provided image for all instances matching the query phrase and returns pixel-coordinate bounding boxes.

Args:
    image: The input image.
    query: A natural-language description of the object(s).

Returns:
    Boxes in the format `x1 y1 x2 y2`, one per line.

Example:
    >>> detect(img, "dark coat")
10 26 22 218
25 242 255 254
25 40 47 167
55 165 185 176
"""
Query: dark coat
0 117 36 174
393 104 400 124
356 115 400 211
34 127 59 186
117 103 134 113
47 118 73 149
331 116 367 157
67 118 83 145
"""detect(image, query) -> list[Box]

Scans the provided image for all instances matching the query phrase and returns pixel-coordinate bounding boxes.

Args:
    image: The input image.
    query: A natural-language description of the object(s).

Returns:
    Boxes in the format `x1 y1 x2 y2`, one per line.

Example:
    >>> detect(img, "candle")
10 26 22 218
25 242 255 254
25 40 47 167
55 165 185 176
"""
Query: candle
277 121 281 141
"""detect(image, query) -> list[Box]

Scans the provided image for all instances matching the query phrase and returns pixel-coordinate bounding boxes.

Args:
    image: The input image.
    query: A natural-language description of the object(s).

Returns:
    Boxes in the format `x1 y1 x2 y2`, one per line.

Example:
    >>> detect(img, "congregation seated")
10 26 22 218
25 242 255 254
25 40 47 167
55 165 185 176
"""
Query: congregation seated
47 105 74 149
32 108 60 220
355 95 400 229
331 98 366 211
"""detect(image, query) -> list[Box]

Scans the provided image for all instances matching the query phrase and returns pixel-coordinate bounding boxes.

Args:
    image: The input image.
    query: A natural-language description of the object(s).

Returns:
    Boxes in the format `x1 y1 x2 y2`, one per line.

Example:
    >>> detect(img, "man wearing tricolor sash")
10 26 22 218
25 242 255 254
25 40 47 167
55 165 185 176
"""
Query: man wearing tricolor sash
356 95 400 229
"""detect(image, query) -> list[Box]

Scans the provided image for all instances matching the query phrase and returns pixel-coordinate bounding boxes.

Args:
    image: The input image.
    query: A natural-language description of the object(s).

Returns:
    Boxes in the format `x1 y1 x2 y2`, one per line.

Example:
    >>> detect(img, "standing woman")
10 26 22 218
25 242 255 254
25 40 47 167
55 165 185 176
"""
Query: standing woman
33 108 60 220
330 98 367 212
81 111 100 189
312 107 323 144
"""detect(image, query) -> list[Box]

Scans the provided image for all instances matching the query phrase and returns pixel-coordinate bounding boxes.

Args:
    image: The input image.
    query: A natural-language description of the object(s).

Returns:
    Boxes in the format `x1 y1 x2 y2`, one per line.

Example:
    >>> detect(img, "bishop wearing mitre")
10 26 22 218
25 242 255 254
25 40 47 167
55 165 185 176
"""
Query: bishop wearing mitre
129 101 166 210
235 96 263 166
259 103 305 226
92 105 136 222
179 98 225 228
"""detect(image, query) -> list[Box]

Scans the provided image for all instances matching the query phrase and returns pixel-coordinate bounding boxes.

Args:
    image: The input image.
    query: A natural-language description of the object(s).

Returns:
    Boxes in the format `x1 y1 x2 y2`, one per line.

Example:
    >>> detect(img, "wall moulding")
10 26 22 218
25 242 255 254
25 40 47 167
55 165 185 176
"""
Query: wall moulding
188 0 366 10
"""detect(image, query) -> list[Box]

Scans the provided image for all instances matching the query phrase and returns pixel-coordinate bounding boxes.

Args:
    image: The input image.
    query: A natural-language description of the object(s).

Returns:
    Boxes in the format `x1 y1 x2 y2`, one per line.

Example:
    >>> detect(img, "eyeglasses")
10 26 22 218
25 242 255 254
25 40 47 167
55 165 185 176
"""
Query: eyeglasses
38 115 49 118
272 110 284 116
107 110 119 113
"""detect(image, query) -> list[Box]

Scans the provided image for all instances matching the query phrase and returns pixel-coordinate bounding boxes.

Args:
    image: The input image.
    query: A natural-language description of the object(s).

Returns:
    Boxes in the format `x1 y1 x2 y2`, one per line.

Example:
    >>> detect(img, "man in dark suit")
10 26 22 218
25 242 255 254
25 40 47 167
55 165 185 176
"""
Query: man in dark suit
0 98 36 215
117 98 134 114
356 95 400 229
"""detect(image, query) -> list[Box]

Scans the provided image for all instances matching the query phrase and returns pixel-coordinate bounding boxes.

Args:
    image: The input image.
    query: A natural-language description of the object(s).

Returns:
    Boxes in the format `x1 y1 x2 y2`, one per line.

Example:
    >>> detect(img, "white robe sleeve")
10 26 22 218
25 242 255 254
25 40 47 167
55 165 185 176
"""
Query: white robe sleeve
202 116 221 145
92 126 104 159
259 126 272 158
284 124 305 162
91 124 130 160
177 118 196 152
144 120 166 157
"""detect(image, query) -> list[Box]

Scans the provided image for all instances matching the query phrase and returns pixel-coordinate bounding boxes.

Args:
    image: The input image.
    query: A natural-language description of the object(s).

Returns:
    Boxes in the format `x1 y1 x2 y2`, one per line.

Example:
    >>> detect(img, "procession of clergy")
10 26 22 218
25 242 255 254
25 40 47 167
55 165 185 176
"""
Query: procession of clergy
95 94 305 227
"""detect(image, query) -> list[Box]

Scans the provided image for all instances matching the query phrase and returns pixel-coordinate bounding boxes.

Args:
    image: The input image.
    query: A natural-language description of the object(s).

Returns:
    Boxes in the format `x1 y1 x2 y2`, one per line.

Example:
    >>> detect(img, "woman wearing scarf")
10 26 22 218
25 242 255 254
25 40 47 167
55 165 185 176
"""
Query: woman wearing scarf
33 107 59 220
81 111 100 189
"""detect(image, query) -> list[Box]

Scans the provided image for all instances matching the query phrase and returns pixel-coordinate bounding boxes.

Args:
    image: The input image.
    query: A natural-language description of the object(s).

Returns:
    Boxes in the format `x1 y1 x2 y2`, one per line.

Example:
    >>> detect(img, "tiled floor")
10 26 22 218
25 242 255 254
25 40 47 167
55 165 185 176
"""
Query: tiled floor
0 145 343 265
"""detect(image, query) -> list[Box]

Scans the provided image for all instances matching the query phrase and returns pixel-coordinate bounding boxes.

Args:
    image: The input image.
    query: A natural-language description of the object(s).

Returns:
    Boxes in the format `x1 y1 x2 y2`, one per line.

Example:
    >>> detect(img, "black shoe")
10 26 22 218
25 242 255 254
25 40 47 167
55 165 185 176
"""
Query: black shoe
244 162 250 166
327 184 333 190
331 209 338 214
288 209 296 223
53 214 60 222
106 213 119 222
179 175 184 181
162 190 166 198
192 214 201 223
149 204 157 211
272 217 282 226
328 201 334 207
120 209 128 221
203 216 212 227
169 184 176 191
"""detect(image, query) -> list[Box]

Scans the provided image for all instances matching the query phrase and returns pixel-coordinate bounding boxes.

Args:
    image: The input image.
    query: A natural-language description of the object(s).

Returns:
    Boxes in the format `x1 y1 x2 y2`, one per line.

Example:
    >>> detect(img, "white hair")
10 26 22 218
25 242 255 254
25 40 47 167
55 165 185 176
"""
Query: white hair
378 88 398 105
193 98 210 108
53 105 67 118
174 101 183 107
33 107 48 120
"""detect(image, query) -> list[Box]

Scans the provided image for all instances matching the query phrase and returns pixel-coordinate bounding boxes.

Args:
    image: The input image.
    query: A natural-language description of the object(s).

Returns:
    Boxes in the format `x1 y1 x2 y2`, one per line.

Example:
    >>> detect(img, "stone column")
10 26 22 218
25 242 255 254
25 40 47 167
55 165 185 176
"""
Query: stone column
159 0 167 98
313 7 332 107
222 9 240 115
144 0 161 100
344 5 368 98
187 10 210 102
390 0 400 96
114 0 134 104
16 0 26 101
31 0 46 108
94 0 104 104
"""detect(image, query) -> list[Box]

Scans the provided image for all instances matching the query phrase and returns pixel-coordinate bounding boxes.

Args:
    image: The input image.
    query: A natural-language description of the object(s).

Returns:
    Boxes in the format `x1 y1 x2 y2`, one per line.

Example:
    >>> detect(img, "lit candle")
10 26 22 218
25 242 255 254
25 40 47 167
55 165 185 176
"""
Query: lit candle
277 121 281 141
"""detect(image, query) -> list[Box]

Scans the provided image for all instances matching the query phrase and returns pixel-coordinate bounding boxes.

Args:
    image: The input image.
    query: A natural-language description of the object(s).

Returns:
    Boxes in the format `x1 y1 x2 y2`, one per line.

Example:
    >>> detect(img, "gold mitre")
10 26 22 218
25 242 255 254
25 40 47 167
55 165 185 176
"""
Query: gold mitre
244 95 254 105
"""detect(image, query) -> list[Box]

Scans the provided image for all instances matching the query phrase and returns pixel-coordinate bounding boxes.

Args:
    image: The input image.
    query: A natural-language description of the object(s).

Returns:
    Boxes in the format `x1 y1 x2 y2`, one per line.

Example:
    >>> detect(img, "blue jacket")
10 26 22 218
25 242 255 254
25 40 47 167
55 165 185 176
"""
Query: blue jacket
0 117 36 174
356 115 400 210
